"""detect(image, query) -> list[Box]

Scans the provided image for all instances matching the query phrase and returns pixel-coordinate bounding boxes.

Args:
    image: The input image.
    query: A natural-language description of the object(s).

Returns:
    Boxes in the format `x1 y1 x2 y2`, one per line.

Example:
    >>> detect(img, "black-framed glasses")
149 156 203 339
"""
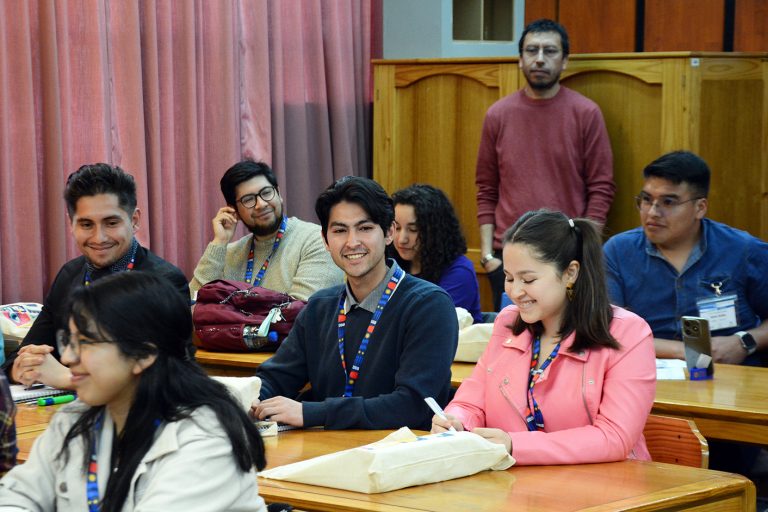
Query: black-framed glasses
56 329 110 358
634 194 702 215
236 186 277 209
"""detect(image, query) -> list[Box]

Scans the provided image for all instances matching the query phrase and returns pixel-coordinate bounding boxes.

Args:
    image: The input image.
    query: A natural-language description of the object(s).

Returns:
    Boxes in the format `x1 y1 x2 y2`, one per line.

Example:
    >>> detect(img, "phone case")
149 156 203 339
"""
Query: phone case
682 316 714 378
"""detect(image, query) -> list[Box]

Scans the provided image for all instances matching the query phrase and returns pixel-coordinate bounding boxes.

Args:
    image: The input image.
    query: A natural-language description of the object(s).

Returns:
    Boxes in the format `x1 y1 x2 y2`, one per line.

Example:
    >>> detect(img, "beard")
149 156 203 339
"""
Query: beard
248 204 283 237
524 69 561 91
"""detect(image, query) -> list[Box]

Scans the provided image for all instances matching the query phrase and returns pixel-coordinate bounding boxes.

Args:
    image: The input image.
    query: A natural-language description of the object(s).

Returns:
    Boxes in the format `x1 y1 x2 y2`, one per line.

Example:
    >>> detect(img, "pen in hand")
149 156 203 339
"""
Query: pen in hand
424 397 456 432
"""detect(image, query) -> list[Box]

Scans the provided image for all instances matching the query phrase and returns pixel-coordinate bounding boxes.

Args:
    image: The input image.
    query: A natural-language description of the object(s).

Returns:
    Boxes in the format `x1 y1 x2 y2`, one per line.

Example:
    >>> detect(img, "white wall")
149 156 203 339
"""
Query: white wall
383 0 524 59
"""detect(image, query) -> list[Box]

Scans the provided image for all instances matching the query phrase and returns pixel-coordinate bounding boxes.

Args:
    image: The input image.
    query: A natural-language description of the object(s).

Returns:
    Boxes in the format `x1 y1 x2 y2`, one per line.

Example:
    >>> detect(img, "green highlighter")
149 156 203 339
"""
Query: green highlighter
37 395 76 406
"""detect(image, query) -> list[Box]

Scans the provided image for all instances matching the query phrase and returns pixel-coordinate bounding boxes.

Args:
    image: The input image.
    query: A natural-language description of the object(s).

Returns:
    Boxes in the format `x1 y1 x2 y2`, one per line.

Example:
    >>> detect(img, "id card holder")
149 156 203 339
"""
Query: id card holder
697 293 738 331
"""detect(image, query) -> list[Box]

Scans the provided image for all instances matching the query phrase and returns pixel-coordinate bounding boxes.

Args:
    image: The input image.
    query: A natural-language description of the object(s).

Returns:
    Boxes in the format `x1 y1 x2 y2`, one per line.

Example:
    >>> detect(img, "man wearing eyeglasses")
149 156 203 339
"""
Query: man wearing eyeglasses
604 151 768 366
190 160 342 301
476 18 615 311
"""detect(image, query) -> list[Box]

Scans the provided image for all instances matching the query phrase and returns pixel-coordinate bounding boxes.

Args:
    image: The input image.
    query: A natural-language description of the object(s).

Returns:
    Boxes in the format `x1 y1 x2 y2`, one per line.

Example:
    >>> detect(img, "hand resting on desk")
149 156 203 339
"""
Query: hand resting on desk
12 345 72 389
431 413 513 453
251 396 304 427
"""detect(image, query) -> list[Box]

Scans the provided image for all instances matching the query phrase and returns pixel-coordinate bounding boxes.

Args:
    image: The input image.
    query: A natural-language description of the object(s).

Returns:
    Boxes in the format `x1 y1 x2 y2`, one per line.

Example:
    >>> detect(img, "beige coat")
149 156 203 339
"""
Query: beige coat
0 403 266 511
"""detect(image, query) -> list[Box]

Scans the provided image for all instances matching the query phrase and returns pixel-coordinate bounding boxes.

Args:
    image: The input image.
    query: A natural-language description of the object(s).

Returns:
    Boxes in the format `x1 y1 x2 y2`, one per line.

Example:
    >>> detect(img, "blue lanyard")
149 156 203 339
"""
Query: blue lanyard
86 410 106 512
524 336 561 432
86 414 162 510
244 216 287 285
336 266 404 397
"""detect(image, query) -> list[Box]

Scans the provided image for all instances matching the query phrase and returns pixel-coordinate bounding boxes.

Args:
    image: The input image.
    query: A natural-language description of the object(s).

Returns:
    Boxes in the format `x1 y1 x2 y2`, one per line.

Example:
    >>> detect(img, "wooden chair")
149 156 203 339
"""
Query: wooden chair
643 414 709 468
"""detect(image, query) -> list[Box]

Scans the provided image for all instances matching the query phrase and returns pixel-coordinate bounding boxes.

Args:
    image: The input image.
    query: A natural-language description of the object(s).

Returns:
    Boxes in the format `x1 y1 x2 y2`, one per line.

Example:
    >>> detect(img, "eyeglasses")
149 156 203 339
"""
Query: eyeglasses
523 45 562 58
56 329 110 358
237 186 277 209
634 194 702 214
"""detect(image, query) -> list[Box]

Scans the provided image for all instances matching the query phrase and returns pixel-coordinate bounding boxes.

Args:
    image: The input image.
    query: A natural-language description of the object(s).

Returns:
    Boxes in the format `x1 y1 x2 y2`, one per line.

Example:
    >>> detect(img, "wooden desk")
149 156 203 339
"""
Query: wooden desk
259 429 755 511
451 362 768 445
14 403 63 463
653 363 768 445
11 405 757 510
195 349 272 377
450 361 473 387
198 352 768 445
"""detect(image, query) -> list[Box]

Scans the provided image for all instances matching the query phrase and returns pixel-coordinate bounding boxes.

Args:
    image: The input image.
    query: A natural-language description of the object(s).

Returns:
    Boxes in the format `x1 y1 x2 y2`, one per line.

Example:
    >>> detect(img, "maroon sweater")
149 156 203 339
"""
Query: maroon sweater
475 87 615 249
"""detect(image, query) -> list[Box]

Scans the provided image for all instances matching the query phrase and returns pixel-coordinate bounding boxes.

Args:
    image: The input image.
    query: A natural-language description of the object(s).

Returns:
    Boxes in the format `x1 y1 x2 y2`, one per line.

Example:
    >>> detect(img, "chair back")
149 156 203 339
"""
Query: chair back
643 414 709 468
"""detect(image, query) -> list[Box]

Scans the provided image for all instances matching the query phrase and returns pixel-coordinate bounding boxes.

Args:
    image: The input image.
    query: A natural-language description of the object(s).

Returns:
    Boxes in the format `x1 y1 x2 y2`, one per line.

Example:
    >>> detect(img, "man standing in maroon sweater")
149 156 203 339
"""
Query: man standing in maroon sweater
476 19 615 310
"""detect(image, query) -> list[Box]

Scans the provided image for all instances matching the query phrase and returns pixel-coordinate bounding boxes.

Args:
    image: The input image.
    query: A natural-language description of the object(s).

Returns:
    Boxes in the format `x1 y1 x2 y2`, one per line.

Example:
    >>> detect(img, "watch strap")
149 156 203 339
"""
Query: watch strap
735 331 757 356
480 253 495 266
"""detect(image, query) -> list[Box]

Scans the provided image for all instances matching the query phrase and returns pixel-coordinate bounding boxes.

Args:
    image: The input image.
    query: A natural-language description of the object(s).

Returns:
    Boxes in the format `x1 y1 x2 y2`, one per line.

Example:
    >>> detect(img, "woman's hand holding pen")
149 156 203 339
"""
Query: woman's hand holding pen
431 415 513 454
430 413 464 433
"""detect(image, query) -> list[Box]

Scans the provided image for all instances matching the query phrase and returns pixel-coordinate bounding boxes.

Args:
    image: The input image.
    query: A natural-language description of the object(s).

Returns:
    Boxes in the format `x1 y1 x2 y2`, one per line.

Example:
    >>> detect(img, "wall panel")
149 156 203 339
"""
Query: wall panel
524 0 557 25
734 0 768 51
559 0 636 54
644 0 724 51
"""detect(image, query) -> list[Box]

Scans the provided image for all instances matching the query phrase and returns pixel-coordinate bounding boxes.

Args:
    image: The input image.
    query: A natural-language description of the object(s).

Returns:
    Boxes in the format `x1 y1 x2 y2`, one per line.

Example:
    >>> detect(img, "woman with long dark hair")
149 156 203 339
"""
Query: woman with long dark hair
432 210 656 465
0 272 267 511
391 184 482 323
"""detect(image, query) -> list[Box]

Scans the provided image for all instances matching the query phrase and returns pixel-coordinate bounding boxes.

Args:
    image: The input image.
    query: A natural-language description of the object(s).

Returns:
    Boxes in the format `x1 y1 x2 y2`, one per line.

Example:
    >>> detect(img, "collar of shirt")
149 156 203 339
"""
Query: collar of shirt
644 221 708 275
344 259 400 313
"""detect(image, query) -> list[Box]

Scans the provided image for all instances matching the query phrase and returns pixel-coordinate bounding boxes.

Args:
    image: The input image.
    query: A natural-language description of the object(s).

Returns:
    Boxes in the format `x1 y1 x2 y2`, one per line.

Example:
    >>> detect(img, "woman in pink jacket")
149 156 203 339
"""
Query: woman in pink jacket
432 209 656 465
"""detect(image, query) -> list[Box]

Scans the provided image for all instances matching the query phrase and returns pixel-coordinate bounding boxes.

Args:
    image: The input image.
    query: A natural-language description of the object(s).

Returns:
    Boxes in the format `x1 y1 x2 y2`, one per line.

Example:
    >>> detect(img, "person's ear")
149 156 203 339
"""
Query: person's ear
694 197 708 220
384 222 395 245
131 208 141 233
132 350 157 375
565 260 580 285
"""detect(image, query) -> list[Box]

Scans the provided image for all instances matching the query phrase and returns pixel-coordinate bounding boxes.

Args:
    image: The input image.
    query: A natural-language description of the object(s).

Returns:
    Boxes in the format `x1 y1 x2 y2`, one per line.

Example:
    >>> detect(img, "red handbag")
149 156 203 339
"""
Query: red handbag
192 280 306 352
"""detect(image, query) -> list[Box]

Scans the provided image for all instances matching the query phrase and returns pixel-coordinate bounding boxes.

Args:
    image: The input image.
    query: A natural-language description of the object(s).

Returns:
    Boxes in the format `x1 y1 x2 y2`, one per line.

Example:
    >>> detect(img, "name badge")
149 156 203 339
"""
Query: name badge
697 293 738 331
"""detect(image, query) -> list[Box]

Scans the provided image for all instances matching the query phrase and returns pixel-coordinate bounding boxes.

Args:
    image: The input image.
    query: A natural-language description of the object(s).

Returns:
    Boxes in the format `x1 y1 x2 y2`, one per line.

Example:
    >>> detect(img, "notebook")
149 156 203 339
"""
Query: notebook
255 420 296 437
10 384 71 403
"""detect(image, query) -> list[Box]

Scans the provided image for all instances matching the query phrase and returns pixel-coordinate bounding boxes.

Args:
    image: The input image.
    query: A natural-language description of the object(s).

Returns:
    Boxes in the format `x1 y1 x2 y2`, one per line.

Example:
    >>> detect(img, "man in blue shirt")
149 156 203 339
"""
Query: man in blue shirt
604 151 767 366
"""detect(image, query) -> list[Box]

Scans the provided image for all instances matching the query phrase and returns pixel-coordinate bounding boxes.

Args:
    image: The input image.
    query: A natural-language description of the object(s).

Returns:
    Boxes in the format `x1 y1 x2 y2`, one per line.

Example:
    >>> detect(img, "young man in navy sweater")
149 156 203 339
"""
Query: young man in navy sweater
251 177 458 430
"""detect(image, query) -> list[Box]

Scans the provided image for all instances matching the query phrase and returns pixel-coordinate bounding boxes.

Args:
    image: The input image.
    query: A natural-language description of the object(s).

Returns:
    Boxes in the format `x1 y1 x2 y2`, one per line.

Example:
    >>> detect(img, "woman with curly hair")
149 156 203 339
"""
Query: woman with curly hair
391 184 482 323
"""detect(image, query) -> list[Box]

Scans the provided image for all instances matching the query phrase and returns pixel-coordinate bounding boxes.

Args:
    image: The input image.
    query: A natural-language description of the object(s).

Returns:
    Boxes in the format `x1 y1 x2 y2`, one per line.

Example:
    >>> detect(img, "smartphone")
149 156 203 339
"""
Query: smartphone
681 316 714 377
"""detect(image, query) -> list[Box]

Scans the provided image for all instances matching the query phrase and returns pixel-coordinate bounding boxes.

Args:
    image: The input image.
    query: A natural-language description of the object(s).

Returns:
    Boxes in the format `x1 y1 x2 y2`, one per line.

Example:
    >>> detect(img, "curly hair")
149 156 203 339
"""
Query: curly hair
391 184 467 284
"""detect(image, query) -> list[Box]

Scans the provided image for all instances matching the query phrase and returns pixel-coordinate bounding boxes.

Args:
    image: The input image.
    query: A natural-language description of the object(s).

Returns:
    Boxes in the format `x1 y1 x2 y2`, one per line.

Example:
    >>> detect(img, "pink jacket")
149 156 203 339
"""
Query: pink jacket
446 305 656 465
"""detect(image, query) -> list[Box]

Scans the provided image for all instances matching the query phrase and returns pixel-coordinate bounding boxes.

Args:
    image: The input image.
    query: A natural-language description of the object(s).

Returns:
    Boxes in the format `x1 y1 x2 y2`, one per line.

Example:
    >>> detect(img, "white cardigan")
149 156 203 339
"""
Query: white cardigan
0 403 266 512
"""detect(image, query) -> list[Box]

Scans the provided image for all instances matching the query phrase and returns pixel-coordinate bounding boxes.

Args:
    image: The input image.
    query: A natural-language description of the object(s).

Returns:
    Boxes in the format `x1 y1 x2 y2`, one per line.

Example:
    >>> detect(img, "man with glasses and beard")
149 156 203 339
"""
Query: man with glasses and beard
604 151 767 365
190 160 342 301
476 18 615 311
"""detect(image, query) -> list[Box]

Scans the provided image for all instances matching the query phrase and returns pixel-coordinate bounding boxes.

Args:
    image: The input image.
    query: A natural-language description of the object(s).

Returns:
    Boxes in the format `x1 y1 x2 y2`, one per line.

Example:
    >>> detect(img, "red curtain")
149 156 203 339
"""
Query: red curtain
0 0 373 303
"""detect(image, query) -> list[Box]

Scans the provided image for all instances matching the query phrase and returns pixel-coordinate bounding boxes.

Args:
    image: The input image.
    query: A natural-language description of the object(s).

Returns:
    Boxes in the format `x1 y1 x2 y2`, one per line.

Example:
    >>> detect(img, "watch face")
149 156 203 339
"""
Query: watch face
739 332 757 354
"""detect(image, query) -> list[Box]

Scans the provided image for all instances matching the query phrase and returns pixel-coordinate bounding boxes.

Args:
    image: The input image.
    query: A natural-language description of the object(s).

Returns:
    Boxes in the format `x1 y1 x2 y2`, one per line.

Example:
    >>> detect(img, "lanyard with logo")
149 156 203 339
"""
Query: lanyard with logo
336 266 405 397
244 216 288 285
524 336 561 432
86 411 161 511
85 410 106 512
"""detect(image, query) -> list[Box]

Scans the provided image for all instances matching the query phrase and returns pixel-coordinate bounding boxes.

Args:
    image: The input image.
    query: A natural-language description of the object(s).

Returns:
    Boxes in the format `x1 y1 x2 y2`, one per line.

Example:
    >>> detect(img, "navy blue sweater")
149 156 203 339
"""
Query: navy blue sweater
257 274 459 430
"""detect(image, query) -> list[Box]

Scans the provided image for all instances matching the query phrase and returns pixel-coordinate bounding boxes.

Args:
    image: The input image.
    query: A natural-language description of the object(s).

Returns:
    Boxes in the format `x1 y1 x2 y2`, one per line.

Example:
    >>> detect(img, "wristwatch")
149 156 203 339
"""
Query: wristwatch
735 331 757 356
480 253 496 266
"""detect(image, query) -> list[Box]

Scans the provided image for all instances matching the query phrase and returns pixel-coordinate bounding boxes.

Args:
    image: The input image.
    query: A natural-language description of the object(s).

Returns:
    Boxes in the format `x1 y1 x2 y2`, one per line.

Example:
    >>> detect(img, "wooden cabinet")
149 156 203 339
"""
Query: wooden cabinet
373 53 768 309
